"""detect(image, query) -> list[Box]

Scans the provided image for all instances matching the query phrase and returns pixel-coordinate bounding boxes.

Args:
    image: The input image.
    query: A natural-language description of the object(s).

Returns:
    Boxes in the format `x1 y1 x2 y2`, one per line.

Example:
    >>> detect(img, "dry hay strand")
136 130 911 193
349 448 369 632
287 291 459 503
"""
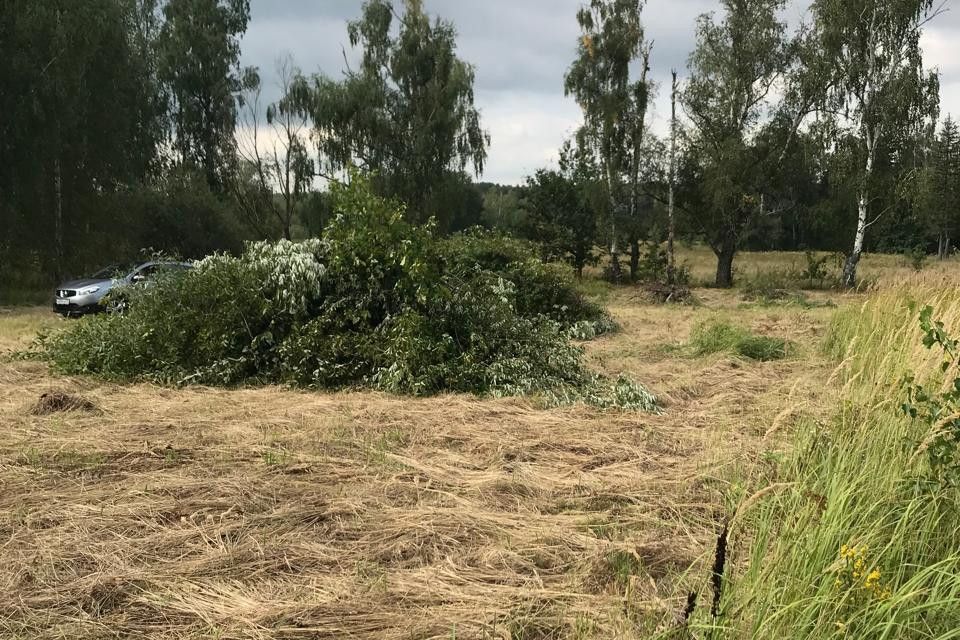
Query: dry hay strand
29 390 100 415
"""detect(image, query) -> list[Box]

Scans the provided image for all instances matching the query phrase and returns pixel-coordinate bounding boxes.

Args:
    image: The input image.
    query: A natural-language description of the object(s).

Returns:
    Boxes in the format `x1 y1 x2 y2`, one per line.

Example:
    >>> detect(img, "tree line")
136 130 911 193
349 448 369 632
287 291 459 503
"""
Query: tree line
1 0 956 295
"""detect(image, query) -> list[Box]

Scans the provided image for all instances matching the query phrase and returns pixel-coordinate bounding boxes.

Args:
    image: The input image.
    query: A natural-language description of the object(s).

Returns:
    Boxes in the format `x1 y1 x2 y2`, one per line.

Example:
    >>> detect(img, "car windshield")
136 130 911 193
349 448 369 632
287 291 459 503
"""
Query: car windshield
90 263 136 279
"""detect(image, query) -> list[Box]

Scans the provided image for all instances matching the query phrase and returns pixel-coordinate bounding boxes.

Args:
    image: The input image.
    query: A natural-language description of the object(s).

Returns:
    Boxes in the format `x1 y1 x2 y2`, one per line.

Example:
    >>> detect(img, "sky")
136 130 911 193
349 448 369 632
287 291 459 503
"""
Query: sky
239 0 960 186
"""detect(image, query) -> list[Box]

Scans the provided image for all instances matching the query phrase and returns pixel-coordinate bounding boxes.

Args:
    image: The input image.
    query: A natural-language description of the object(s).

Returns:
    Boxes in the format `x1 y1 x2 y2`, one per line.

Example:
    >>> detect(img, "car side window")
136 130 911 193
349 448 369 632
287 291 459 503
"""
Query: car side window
133 265 157 281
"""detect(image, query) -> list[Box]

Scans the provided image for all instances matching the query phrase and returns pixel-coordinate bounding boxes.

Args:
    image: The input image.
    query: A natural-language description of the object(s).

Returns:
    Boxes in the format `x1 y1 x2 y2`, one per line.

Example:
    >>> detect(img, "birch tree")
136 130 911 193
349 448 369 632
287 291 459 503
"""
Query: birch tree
564 0 650 283
811 0 940 287
667 70 678 285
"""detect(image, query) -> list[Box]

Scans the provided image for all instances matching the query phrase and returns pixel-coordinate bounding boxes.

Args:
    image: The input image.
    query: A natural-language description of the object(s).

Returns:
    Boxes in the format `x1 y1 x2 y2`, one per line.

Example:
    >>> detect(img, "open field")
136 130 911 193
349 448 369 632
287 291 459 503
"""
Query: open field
672 246 960 287
1 260 957 638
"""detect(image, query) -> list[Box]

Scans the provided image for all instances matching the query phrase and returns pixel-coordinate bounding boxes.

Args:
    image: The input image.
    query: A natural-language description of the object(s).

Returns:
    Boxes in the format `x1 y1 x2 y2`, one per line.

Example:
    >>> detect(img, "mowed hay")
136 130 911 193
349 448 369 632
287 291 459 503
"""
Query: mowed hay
0 287 836 639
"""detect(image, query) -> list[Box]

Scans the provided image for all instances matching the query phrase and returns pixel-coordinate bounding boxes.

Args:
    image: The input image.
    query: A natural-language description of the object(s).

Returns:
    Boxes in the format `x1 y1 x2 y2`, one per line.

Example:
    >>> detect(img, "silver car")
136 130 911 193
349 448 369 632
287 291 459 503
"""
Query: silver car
53 261 193 316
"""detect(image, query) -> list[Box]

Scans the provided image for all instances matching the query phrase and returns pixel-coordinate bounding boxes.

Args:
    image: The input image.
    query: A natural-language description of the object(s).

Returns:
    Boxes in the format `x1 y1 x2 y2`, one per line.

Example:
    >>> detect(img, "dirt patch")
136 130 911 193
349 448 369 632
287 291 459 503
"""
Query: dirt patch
30 390 100 415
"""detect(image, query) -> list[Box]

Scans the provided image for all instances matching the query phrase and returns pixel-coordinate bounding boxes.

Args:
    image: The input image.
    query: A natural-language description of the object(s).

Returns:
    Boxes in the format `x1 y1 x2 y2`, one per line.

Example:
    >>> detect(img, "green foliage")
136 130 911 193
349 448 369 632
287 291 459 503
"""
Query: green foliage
290 0 488 227
901 306 960 487
801 250 831 285
540 375 659 413
904 246 928 272
0 0 167 280
688 320 791 361
920 117 960 258
523 166 597 277
42 176 651 410
681 0 792 287
811 0 940 286
739 254 839 303
158 0 250 192
564 0 650 283
619 242 692 286
439 230 615 335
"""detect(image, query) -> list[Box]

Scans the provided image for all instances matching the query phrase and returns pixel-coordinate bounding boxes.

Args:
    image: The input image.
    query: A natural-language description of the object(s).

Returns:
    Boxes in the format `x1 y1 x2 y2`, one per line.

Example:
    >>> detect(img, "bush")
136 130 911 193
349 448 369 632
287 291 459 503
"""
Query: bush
41 176 651 409
688 320 791 361
904 246 927 272
800 250 832 286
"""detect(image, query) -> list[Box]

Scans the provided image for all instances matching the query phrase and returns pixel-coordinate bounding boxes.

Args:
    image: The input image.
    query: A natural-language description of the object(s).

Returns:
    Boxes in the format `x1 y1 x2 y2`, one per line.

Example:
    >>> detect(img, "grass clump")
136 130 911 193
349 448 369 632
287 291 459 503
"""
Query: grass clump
39 175 652 410
688 320 791 361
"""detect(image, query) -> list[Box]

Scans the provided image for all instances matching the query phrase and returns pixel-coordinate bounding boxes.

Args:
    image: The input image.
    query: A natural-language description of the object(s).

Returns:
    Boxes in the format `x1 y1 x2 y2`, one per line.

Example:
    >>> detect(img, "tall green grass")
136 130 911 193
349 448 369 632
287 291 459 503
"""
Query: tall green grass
711 281 960 638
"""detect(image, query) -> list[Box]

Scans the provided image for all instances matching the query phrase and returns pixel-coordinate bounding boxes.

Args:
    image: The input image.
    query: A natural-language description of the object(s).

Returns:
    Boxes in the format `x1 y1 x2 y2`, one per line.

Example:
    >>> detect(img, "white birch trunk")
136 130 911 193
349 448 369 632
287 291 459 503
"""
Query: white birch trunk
54 155 64 279
843 129 875 288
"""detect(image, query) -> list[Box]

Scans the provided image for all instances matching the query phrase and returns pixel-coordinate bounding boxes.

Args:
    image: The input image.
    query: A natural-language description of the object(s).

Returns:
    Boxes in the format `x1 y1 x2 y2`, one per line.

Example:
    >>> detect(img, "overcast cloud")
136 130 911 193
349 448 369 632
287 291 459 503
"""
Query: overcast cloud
239 0 960 185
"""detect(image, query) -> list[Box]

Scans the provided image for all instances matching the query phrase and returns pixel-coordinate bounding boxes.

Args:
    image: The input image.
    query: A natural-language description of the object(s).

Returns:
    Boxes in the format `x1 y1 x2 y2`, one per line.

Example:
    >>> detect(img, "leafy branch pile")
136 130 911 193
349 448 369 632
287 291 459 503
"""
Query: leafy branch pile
42 177 655 411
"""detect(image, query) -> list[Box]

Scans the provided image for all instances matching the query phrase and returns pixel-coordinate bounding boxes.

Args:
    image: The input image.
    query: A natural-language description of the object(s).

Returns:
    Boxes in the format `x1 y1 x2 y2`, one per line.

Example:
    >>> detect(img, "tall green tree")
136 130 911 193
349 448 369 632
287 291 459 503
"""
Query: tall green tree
157 0 250 194
564 0 650 283
234 57 315 240
681 0 791 287
811 0 940 287
923 116 960 259
0 0 166 280
523 141 600 277
292 0 488 228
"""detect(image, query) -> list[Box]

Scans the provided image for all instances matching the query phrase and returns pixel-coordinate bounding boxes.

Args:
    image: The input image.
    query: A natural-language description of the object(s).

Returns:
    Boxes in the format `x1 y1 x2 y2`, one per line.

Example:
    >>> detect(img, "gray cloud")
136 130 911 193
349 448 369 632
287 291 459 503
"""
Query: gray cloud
240 0 960 185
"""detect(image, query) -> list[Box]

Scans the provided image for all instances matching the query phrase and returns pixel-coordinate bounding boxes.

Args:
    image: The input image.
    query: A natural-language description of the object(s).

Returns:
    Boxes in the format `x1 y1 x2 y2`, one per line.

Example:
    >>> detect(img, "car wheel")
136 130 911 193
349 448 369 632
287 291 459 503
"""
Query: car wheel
105 296 128 315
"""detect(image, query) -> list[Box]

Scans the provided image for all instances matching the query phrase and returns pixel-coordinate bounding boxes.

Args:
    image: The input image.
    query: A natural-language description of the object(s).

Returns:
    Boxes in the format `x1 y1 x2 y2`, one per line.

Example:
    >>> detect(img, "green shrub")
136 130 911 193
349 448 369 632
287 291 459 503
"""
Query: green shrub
904 246 927 272
688 320 791 361
41 176 651 410
739 269 796 301
800 250 832 286
740 254 839 300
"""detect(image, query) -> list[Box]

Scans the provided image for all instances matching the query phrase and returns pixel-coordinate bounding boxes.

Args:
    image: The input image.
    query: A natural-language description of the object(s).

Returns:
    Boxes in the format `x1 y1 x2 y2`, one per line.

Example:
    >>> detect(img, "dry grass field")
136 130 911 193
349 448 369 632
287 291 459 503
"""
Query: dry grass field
0 253 947 638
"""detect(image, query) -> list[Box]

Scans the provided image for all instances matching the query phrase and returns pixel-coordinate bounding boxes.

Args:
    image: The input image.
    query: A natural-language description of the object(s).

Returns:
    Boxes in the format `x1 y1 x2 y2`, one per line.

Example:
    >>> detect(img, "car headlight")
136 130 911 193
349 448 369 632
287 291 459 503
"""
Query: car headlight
78 286 100 295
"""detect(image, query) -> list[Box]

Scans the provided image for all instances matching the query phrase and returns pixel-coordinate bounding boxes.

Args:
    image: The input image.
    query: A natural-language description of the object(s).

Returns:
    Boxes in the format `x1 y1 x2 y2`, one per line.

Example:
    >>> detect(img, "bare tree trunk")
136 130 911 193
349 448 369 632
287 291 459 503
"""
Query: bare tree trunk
629 239 640 281
609 222 622 283
605 154 622 283
843 129 875 288
666 70 678 285
54 155 64 280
